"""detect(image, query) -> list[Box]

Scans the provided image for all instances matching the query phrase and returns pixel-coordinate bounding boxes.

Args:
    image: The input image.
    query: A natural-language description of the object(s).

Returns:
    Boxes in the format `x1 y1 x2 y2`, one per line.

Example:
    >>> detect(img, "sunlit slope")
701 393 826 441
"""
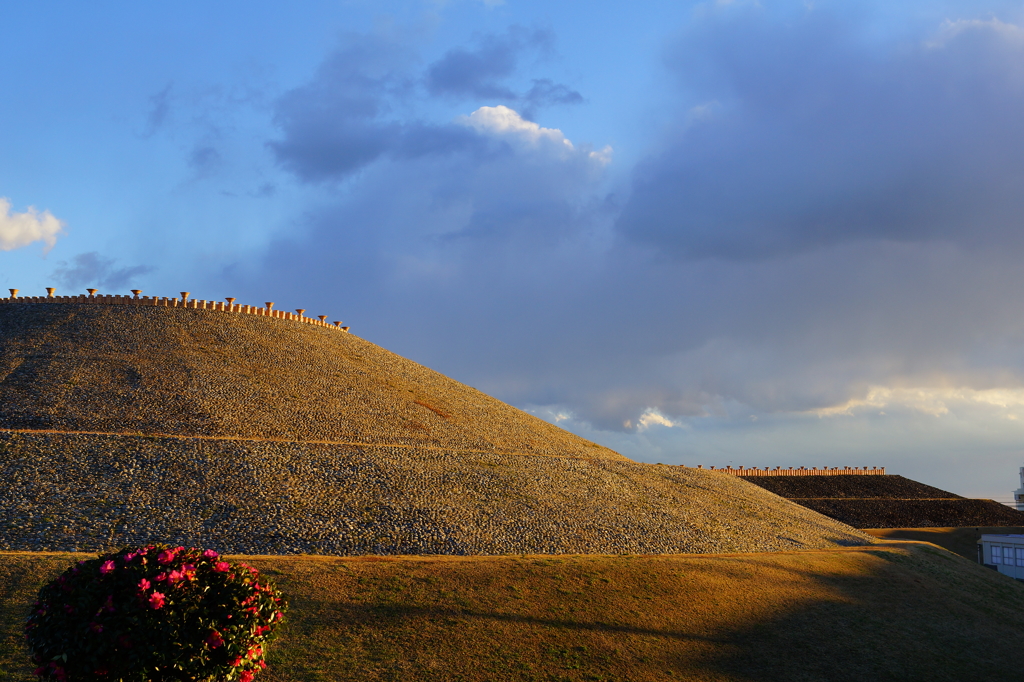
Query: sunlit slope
0 433 868 554
0 302 619 459
1 544 1022 681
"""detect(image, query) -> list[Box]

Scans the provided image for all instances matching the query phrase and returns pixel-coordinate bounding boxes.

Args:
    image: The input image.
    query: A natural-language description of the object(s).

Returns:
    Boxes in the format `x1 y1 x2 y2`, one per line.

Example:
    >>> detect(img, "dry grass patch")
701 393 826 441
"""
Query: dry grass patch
2 545 1023 681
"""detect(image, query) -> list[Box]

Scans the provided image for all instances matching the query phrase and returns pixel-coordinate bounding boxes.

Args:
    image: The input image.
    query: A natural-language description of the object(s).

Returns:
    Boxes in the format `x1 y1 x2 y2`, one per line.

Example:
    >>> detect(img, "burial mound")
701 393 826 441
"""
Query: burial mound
0 293 870 555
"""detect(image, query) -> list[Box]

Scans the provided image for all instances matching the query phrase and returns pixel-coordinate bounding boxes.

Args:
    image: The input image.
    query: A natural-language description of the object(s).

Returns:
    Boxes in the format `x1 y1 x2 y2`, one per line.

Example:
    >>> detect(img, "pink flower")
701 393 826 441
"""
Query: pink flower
167 570 183 584
154 572 167 582
99 560 116 575
202 549 219 559
205 630 225 649
137 578 151 591
148 591 166 609
157 549 177 565
213 561 231 573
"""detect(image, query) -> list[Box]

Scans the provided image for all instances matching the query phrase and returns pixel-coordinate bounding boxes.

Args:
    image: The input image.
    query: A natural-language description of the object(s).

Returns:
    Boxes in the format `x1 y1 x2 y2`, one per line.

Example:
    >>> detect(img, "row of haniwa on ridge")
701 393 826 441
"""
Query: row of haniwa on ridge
1 288 350 332
695 465 886 476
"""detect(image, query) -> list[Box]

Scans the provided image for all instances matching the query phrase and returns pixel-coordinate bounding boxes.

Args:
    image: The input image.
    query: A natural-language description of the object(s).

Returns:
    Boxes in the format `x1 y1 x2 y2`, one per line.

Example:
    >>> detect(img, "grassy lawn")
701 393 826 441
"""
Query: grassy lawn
2 544 1022 681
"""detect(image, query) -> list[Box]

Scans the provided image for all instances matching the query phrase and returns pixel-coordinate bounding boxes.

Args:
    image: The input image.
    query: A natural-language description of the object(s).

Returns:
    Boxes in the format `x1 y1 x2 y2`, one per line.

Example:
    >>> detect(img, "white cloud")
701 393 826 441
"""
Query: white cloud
458 105 576 150
812 386 1024 418
636 409 681 431
927 17 1024 49
0 198 65 253
588 146 613 166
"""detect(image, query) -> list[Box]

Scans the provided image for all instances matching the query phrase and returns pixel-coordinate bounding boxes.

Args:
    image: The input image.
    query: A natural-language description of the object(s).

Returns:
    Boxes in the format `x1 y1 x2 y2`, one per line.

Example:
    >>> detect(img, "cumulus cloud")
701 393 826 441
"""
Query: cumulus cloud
634 410 681 431
0 198 64 253
457 105 575 151
50 252 155 292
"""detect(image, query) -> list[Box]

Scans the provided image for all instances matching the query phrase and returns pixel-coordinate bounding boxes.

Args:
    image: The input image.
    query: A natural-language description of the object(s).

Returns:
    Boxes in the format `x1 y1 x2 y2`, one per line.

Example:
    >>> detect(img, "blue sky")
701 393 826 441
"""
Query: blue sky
4 0 1024 499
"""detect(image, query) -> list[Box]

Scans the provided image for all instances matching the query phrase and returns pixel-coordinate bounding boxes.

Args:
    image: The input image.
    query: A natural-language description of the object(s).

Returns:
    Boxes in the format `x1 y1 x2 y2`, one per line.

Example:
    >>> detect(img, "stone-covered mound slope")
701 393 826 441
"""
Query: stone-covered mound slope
741 474 1024 528
0 300 618 459
0 431 869 554
0 298 871 555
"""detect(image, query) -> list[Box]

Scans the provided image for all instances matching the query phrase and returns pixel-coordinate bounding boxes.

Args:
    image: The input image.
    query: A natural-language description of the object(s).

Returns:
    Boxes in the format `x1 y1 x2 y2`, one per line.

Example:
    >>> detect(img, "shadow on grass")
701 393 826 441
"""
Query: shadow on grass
264 547 1024 682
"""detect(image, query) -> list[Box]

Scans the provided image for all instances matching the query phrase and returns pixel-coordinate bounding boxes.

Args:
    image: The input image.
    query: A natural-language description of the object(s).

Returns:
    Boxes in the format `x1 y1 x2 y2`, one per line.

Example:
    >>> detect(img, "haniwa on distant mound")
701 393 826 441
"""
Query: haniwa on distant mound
0 290 871 556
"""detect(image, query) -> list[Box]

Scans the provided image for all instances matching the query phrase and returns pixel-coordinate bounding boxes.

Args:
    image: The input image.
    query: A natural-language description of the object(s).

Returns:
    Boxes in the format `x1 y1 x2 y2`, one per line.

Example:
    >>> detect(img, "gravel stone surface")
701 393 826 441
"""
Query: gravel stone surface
0 432 870 555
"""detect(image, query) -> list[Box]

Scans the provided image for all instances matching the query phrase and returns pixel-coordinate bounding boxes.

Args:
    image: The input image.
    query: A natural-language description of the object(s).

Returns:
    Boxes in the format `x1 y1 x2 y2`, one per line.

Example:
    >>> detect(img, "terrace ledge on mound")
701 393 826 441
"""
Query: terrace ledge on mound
3 287 350 332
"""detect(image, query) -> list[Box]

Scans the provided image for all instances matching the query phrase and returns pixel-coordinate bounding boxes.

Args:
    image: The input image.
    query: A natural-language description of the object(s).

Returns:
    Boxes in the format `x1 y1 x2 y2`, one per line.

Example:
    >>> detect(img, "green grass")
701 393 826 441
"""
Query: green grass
2 545 1023 681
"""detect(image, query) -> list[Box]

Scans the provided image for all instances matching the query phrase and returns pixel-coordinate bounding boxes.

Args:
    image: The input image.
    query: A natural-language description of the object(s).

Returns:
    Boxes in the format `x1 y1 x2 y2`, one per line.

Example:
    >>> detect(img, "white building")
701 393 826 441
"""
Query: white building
1015 467 1024 511
979 534 1024 580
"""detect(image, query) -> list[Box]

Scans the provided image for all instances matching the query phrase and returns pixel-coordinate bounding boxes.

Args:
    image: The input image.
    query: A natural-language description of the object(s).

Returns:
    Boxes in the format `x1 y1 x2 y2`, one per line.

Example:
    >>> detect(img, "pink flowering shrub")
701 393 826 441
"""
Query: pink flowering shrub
24 545 287 682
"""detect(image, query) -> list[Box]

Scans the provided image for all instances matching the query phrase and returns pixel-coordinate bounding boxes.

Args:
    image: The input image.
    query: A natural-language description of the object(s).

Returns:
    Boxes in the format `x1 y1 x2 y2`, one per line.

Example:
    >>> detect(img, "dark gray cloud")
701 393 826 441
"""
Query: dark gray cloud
51 252 155 292
269 29 582 182
188 144 222 175
618 9 1024 259
426 27 582 116
425 29 530 99
143 82 173 137
270 33 484 182
425 26 580 112
524 78 584 108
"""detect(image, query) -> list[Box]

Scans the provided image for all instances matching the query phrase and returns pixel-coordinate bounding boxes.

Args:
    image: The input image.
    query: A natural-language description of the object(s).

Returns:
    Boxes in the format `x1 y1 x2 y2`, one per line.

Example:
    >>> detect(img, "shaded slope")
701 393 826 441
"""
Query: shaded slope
741 475 1024 528
793 498 1024 529
740 474 962 499
0 301 619 459
2 544 1024 681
